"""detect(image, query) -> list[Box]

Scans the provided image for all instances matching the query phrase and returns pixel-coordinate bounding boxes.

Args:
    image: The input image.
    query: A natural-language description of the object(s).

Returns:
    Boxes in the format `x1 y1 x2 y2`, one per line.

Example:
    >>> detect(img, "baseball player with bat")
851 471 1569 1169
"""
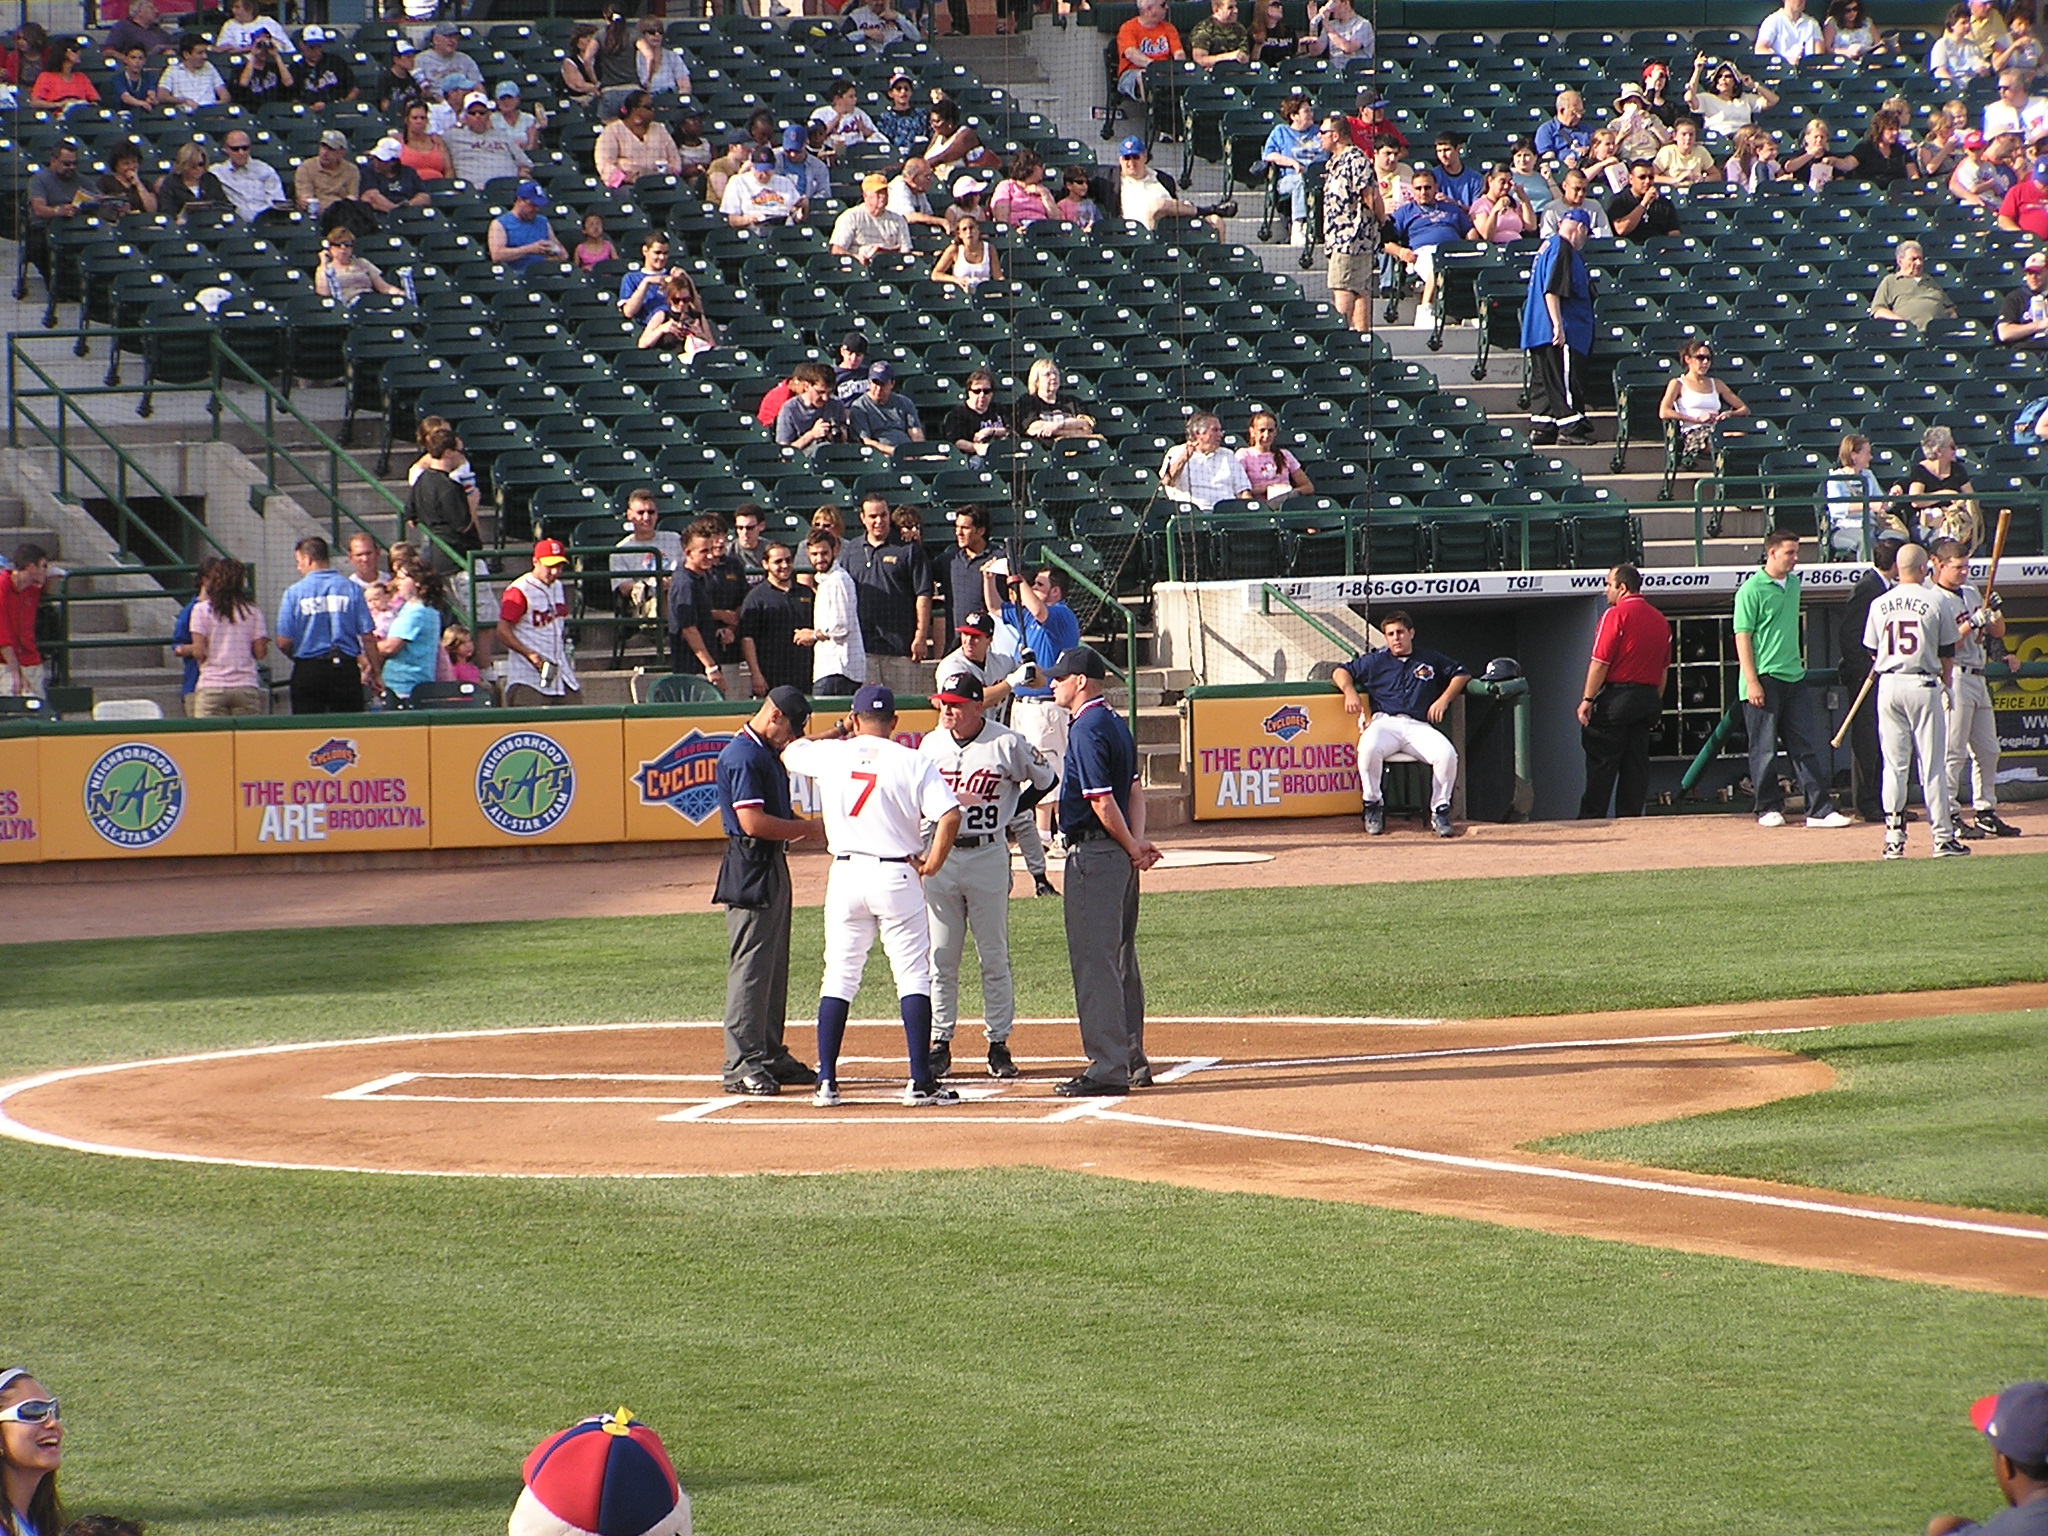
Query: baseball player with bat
918 672 1058 1080
1863 543 1968 859
1933 532 2021 839
781 684 964 1106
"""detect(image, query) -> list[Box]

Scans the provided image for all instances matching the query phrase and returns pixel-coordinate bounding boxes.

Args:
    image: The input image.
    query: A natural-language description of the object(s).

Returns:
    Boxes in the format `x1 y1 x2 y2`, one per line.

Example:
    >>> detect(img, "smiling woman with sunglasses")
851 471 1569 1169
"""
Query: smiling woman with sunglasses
0 1368 63 1536
1657 338 1749 467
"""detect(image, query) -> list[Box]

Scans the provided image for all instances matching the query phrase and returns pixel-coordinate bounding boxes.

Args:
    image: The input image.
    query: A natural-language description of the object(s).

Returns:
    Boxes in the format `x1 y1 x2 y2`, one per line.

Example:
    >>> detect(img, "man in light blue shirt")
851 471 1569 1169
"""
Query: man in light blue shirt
275 535 377 714
775 124 832 203
985 557 1083 869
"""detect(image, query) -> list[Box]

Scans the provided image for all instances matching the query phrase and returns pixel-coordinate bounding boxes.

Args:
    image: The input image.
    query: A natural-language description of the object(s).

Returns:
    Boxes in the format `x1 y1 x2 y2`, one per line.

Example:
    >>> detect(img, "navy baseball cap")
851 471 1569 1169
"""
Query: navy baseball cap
851 683 896 715
1973 1382 2048 1465
1119 135 1147 158
933 674 984 705
955 610 993 636
1051 646 1107 680
766 684 811 728
841 330 869 356
1563 208 1592 227
783 123 808 152
868 361 895 383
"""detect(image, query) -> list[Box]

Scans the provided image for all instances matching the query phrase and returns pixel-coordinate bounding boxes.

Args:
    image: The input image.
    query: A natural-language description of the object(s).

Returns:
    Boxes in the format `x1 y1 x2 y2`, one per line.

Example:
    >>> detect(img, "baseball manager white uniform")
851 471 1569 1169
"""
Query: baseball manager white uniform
781 683 963 1105
1863 544 1966 859
934 609 1057 893
919 672 1057 1080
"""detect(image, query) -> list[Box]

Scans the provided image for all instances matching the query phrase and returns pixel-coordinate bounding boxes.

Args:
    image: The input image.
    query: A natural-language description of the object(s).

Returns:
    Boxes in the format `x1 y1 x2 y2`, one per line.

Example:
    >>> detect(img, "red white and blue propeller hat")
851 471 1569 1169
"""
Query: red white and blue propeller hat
509 1409 692 1536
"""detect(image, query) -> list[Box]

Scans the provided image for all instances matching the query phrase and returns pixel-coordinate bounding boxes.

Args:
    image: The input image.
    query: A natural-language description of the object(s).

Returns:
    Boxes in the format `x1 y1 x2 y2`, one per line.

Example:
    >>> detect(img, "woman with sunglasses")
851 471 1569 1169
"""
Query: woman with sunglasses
1657 339 1748 469
313 229 403 304
0 1368 63 1536
942 369 1010 454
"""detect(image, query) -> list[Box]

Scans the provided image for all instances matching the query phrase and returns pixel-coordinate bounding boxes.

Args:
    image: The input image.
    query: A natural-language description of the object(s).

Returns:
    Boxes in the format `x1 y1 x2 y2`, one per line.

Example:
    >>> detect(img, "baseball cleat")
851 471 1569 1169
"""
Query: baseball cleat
1756 810 1786 827
1932 837 1973 858
1955 820 1985 840
811 1079 843 1108
1430 805 1455 838
903 1079 961 1106
987 1041 1019 1078
1361 802 1385 835
724 1069 781 1097
1977 810 2022 837
1881 834 1906 860
1032 872 1059 898
928 1038 952 1078
1805 810 1853 828
767 1055 817 1086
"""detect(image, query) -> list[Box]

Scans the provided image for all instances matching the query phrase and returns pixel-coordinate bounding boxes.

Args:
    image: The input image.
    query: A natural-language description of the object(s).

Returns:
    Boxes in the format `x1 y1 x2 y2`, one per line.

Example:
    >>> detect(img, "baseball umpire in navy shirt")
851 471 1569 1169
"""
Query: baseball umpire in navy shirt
714 685 824 1096
1050 646 1161 1097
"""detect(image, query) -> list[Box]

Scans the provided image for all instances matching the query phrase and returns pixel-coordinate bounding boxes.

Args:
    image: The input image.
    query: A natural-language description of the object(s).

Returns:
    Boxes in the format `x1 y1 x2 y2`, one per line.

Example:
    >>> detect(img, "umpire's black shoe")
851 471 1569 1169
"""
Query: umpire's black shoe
1129 1063 1154 1088
987 1041 1019 1079
766 1055 817 1086
1054 1075 1128 1097
1978 810 2023 837
928 1038 953 1078
1362 802 1385 835
724 1069 781 1097
1033 872 1059 898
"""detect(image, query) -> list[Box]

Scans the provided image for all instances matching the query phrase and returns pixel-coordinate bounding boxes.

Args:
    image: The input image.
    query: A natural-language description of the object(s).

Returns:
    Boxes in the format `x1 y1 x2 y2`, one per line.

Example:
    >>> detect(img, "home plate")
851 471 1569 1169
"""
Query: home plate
1016 848 1272 871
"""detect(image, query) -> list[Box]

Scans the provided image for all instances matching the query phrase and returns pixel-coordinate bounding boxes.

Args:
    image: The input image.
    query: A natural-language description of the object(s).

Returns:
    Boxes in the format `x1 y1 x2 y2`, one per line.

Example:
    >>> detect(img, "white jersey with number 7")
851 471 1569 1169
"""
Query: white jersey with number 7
782 734 961 858
1863 585 1955 677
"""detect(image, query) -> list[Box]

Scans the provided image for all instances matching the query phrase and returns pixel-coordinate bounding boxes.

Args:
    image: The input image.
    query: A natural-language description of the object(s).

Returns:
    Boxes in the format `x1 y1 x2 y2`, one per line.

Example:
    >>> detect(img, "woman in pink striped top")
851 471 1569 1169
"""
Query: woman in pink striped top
188 557 269 716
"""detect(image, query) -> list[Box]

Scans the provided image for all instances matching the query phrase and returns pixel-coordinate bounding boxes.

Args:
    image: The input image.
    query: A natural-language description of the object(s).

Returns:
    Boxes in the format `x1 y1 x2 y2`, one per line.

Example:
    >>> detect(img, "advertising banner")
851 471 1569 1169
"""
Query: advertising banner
1991 618 2048 787
430 715 626 848
624 713 747 842
36 728 237 861
233 723 433 853
0 733 40 864
1188 690 1361 820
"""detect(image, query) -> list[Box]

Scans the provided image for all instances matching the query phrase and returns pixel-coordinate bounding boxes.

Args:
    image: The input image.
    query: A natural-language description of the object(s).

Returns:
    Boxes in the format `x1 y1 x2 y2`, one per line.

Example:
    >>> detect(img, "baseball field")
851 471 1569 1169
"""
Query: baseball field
4 847 2047 1536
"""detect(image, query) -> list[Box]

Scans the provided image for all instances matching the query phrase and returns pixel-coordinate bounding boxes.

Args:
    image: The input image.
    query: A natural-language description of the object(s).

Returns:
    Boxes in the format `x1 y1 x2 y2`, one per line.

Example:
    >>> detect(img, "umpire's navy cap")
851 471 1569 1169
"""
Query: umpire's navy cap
851 683 897 714
1051 646 1107 680
766 685 810 728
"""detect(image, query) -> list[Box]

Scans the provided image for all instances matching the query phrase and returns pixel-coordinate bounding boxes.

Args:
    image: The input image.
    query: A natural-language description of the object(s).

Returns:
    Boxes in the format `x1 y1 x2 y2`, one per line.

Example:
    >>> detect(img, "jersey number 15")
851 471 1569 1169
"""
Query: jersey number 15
1881 619 1920 659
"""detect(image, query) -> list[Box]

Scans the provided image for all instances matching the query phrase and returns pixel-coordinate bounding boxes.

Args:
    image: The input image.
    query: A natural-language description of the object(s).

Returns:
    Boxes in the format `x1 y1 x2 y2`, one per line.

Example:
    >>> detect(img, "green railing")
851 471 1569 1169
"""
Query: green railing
1159 502 1636 582
6 339 230 570
1039 544 1139 735
42 564 206 689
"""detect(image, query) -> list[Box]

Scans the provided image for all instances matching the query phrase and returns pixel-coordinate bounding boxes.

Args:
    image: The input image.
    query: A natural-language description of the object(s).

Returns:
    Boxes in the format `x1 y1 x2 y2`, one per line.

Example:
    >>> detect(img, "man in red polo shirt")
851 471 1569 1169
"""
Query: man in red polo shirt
1576 562 1672 818
1345 85 1407 155
0 543 49 700
1997 173 2048 239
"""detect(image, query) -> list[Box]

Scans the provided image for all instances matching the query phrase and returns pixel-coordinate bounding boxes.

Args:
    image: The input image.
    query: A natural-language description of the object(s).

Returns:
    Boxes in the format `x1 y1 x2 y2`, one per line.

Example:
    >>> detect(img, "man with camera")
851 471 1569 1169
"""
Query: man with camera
230 31 294 107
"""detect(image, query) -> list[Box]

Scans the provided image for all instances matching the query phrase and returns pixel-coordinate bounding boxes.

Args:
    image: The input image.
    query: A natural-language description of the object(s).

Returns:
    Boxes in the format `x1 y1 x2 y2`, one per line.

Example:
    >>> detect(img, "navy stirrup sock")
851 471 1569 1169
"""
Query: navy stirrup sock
817 996 851 1083
901 994 934 1083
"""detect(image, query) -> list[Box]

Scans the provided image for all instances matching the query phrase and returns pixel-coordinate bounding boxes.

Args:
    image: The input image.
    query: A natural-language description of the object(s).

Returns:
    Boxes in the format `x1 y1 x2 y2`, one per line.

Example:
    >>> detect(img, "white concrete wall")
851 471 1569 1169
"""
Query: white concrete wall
1153 580 1375 684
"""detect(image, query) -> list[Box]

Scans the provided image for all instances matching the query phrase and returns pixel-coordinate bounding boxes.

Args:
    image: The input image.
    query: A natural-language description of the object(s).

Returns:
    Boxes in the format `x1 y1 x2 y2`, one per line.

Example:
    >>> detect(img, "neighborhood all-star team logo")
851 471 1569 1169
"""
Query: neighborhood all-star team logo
306 738 359 776
635 729 732 823
84 742 184 848
477 731 575 836
1262 703 1311 742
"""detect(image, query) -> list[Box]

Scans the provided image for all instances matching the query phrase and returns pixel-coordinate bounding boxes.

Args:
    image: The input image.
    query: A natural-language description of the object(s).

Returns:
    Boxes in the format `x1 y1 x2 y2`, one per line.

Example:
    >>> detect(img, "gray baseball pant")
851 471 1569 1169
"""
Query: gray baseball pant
1879 674 1955 837
925 838 1016 1043
1945 670 2000 813
1008 809 1047 877
1064 836 1147 1087
722 852 792 1083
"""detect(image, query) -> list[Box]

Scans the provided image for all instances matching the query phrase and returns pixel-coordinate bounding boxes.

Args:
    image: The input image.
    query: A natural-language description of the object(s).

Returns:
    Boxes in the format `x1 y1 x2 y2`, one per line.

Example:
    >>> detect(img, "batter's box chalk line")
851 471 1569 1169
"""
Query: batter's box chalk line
0 1018 2043 1247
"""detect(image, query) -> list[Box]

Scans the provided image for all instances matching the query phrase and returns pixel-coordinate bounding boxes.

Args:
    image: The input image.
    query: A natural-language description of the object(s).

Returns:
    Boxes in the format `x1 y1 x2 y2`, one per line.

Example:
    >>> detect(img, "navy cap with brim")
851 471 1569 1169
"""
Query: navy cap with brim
766 685 811 728
933 675 984 704
1051 646 1107 680
851 682 896 714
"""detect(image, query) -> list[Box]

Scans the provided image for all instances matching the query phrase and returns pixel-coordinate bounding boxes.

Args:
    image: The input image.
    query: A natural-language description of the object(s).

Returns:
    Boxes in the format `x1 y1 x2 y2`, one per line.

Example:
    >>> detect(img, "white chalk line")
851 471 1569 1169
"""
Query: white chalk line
8 1014 2047 1250
1089 1107 2048 1244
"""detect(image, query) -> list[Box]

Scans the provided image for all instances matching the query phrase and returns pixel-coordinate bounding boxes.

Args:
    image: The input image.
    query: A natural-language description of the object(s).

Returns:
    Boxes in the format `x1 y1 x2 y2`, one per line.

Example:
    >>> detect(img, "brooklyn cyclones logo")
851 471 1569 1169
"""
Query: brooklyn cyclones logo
635 730 731 823
306 738 359 776
476 731 575 836
84 742 184 848
1261 704 1312 741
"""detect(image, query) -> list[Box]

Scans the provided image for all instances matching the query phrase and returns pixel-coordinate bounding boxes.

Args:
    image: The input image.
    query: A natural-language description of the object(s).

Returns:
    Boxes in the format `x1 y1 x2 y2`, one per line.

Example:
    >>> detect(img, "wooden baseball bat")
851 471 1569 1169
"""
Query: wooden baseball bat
1831 671 1875 750
1982 506 2013 608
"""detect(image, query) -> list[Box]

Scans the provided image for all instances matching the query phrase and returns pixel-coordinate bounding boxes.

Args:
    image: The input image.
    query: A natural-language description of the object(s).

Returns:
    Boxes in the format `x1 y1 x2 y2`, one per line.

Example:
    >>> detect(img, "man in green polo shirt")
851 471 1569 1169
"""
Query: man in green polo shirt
1734 529 1853 828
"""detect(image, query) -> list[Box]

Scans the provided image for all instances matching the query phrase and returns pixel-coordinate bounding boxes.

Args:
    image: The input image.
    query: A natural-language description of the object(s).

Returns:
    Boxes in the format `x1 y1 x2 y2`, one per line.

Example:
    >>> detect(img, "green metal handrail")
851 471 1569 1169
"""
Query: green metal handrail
1038 544 1139 735
1161 503 1572 582
1258 582 1357 656
42 564 205 688
6 340 230 569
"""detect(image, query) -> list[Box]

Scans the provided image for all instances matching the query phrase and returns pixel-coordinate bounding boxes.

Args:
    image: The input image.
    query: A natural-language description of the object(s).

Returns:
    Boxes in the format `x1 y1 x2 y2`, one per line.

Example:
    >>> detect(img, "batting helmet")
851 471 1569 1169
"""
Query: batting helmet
1480 657 1523 683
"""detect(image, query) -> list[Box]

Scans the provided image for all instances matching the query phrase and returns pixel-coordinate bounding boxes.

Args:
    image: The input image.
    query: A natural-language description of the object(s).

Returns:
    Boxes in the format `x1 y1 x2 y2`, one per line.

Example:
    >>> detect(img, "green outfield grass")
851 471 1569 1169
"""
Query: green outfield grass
1545 1010 2048 1217
5 858 2046 1535
7 855 2048 1074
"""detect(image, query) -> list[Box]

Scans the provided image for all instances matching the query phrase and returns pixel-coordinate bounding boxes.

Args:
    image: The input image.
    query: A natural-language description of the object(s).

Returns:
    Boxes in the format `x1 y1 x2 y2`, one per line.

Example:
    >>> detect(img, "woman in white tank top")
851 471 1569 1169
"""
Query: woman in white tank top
932 217 999 292
1656 339 1750 465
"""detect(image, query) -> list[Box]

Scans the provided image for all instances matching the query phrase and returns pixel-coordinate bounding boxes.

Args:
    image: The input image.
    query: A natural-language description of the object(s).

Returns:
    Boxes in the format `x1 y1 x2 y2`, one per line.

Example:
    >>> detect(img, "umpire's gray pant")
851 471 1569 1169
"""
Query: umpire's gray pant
722 852 792 1082
1945 670 2001 813
1065 836 1147 1087
1879 673 1955 837
926 838 1016 1042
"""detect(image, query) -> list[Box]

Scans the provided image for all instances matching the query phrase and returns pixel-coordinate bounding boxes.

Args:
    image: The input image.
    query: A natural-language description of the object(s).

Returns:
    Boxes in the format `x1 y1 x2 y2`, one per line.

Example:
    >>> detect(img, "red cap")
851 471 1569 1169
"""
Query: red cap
533 539 569 565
